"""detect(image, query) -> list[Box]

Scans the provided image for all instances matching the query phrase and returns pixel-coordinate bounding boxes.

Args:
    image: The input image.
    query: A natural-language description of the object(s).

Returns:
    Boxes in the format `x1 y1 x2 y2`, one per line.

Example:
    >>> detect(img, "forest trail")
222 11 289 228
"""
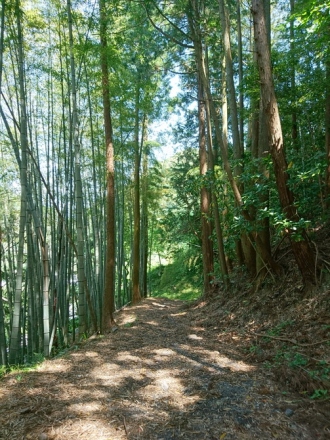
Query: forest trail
0 297 325 440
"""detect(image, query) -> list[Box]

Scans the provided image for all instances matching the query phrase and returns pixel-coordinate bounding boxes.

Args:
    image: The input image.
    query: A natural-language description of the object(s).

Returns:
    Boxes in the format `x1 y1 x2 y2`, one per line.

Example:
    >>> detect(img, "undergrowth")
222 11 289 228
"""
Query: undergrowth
0 352 45 380
148 250 202 301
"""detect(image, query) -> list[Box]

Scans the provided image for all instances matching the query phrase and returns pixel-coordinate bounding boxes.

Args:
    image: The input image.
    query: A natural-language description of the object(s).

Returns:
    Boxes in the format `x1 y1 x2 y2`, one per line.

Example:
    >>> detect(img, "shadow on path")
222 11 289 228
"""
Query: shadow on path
0 298 319 439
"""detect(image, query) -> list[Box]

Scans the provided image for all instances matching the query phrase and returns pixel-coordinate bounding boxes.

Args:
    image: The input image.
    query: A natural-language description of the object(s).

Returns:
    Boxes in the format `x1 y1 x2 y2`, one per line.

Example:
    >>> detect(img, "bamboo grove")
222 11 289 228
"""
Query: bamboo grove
0 0 329 366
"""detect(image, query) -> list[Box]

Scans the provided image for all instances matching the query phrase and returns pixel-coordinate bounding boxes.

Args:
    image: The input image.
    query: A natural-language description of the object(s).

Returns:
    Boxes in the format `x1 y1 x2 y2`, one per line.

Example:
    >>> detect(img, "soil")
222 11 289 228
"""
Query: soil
1 293 329 440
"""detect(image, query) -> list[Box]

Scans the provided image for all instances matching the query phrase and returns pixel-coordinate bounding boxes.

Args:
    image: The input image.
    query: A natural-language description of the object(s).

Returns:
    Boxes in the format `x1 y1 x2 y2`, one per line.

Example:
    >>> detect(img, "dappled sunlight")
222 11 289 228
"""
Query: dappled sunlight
36 359 71 374
153 347 176 357
91 366 129 384
84 351 100 358
0 298 313 439
136 367 199 411
47 417 122 440
216 354 255 372
187 333 203 340
116 352 143 364
67 400 104 415
118 312 137 326
174 343 255 373
170 311 187 317
144 320 159 326
56 384 109 401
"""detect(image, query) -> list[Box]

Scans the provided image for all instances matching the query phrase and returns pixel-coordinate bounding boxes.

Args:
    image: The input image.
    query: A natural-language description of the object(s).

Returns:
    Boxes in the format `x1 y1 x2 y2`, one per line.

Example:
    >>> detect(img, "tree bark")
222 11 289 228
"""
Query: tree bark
205 85 229 289
99 0 116 330
188 0 279 275
140 120 149 298
67 0 86 336
198 73 214 296
252 0 316 284
0 226 7 366
9 0 29 365
132 83 142 305
290 0 299 149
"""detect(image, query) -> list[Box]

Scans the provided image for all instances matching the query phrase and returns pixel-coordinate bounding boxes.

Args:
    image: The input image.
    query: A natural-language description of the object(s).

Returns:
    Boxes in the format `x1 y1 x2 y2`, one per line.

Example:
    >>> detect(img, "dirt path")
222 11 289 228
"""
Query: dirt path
0 298 324 439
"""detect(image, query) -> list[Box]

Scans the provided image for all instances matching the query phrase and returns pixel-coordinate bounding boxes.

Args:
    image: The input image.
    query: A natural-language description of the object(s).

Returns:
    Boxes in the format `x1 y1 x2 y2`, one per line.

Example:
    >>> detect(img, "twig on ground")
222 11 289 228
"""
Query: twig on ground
123 417 128 437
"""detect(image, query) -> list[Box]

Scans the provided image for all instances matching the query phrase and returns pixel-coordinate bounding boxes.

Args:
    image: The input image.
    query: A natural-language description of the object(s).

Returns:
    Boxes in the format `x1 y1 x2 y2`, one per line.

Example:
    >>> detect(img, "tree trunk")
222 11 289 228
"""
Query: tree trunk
140 120 149 298
252 0 316 284
67 0 87 336
255 0 271 278
0 226 7 366
132 83 142 304
99 0 116 331
218 0 242 162
0 0 8 366
198 73 214 296
205 89 229 289
188 0 279 274
290 0 299 149
237 0 244 152
9 0 29 365
325 49 330 206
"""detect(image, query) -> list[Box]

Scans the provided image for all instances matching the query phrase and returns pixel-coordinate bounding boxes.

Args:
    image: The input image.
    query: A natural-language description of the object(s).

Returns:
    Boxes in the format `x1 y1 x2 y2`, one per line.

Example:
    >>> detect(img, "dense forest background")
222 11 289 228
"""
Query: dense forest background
0 0 329 367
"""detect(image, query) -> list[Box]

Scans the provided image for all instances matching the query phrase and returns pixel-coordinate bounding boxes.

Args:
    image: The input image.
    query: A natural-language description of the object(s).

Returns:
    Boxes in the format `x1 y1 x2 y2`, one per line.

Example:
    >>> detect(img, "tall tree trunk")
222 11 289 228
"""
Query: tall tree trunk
67 0 86 336
188 0 279 274
237 0 244 152
290 0 298 149
198 73 214 296
325 38 330 206
132 84 142 304
218 0 242 162
0 226 7 366
99 0 116 330
219 0 256 272
252 0 316 284
205 84 229 289
188 1 214 294
0 0 7 366
9 0 29 364
255 0 271 278
140 120 149 298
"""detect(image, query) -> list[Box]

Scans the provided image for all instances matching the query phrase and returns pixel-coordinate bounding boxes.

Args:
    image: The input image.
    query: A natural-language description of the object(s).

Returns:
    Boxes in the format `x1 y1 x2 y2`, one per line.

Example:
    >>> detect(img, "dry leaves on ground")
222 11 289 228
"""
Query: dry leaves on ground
0 298 327 439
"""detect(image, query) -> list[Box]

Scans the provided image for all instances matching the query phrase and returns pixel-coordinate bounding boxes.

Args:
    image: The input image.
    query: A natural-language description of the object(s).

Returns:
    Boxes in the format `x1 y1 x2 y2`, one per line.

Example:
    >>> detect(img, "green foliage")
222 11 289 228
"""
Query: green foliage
149 249 202 301
157 148 201 253
123 320 137 328
249 344 262 355
266 346 330 398
0 353 45 380
310 389 328 399
266 321 294 337
0 366 8 379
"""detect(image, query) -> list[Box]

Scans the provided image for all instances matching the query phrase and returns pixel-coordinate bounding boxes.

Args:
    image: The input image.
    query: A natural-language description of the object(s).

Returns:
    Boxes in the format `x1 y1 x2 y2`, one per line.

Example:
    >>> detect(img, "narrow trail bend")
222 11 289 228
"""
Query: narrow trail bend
0 298 322 439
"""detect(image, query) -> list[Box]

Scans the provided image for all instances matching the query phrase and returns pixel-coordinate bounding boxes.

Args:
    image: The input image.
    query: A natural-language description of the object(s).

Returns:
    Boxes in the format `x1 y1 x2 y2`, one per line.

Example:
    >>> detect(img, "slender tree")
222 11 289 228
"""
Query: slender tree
9 0 29 364
67 0 86 336
99 0 116 330
0 0 7 366
132 81 142 304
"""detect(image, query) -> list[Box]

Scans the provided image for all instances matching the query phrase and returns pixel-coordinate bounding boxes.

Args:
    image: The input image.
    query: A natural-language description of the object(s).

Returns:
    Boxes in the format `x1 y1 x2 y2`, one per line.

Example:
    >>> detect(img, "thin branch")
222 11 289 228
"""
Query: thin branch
148 0 192 41
143 2 194 49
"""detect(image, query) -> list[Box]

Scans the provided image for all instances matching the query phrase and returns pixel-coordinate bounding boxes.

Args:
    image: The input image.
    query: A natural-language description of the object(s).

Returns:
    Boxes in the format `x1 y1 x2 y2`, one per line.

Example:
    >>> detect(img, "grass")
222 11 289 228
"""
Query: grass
154 285 201 301
148 251 202 301
0 352 45 380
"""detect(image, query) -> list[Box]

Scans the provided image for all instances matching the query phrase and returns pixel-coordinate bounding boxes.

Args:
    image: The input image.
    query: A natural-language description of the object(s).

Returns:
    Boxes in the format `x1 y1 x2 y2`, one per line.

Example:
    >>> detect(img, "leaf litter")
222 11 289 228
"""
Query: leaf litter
0 295 329 439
